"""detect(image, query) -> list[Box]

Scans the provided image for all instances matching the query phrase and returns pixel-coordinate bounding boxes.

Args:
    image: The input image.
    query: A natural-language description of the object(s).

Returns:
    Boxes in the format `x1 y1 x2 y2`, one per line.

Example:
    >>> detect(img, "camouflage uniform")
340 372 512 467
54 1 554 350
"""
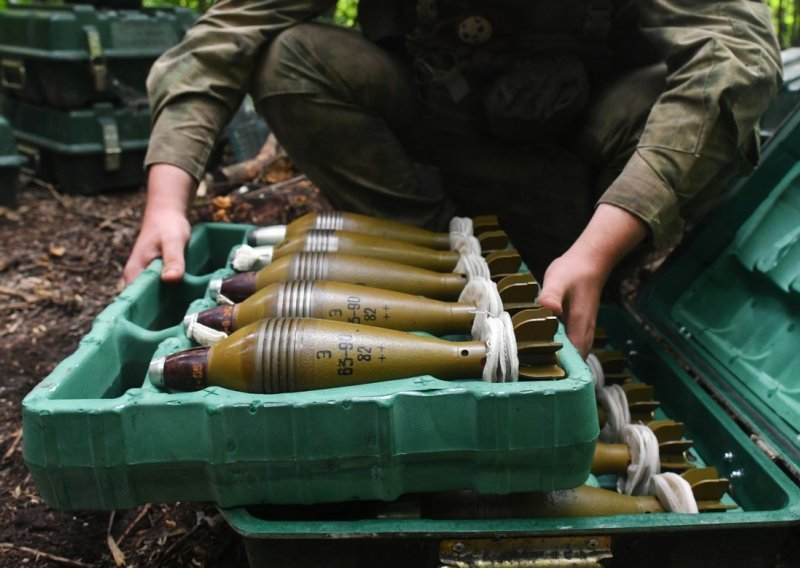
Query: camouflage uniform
145 0 781 272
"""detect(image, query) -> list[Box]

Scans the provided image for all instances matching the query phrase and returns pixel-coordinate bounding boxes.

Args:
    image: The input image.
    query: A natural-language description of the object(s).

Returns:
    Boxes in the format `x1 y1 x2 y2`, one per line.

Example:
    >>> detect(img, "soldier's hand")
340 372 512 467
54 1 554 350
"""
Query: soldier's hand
124 210 191 285
538 204 647 358
538 252 603 358
123 164 196 285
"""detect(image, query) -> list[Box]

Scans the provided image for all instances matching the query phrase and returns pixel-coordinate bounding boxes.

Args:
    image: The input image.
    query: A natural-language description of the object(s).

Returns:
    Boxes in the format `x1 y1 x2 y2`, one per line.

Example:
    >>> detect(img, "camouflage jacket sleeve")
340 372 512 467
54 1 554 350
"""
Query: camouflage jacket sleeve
145 0 337 181
598 0 782 249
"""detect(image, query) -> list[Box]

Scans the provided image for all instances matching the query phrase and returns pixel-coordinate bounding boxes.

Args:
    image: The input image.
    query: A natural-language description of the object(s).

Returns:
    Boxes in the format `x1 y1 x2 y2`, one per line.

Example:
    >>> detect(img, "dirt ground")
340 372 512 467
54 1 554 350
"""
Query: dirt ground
0 158 329 566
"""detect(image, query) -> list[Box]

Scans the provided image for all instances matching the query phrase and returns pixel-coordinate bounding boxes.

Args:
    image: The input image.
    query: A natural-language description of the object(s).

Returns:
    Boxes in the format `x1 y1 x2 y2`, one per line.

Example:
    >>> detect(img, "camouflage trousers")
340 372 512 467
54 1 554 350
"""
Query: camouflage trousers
249 23 669 275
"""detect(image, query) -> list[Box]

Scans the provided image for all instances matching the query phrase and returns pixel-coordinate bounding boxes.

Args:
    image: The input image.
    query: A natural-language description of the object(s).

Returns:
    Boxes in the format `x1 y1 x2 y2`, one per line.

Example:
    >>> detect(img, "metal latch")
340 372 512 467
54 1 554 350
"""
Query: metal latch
1 58 26 90
84 25 108 93
97 116 121 172
440 536 613 567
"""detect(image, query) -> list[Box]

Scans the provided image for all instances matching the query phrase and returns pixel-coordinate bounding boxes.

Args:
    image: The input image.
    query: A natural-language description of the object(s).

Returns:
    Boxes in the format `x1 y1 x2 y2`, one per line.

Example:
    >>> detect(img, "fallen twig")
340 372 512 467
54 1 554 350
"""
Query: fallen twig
2 429 22 462
154 520 201 567
0 543 92 567
239 174 308 202
41 181 70 209
0 286 39 304
116 503 152 546
106 511 127 567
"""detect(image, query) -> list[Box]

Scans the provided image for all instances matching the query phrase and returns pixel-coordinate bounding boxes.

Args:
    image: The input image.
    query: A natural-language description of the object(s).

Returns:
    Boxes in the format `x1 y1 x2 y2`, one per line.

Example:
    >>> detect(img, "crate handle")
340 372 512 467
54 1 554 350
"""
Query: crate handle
97 116 122 172
83 25 108 93
1 58 26 90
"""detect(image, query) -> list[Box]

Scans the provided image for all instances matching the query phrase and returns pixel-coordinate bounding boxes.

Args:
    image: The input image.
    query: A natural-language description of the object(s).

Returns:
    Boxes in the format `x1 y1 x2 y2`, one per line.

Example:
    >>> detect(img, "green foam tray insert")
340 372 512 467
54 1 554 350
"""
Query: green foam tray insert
22 223 598 510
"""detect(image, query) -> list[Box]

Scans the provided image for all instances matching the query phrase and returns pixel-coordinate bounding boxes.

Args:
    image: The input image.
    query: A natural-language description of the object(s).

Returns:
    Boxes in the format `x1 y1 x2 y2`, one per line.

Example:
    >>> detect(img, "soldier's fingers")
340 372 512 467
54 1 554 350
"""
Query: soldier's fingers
160 237 186 283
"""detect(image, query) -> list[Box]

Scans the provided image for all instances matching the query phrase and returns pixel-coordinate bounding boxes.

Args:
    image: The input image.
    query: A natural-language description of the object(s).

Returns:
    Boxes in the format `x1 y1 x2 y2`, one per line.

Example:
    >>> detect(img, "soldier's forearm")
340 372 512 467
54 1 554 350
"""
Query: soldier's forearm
570 203 647 278
144 164 197 218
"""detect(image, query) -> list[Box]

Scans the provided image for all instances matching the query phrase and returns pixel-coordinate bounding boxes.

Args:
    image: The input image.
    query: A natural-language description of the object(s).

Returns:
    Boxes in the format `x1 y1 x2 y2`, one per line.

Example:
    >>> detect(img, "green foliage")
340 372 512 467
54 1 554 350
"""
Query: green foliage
768 0 800 48
334 0 358 27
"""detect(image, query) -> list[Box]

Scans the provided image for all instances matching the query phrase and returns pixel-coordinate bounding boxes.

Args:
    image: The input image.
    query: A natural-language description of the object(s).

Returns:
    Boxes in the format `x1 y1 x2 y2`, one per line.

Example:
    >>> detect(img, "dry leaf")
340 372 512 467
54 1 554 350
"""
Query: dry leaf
0 206 21 223
49 245 66 257
211 196 232 209
212 209 230 222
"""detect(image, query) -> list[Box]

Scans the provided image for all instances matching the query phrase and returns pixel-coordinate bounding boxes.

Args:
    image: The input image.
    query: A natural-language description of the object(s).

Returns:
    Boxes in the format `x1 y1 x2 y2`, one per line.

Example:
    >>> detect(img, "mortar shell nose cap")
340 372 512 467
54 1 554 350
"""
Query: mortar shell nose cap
149 356 166 388
247 225 287 246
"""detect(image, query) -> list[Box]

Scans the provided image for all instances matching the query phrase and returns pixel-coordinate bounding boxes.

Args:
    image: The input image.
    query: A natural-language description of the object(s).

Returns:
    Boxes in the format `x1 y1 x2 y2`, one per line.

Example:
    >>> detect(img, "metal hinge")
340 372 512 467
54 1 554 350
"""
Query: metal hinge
440 536 612 567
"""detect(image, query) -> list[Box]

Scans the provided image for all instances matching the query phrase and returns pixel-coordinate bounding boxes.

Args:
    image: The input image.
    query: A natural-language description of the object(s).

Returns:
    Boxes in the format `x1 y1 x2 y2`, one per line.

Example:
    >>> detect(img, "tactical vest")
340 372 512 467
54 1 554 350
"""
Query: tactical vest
359 0 613 140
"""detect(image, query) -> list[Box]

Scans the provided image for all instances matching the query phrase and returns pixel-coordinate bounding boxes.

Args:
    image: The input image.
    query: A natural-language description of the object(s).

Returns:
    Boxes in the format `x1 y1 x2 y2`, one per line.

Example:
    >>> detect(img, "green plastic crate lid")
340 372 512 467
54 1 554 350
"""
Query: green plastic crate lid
21 223 598 510
0 115 25 168
4 99 150 155
0 4 193 61
636 108 800 479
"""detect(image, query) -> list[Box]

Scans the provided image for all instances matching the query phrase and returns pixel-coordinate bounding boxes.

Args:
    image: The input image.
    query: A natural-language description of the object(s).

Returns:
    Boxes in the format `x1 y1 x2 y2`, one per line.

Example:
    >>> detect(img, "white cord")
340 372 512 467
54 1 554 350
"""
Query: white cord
479 312 519 383
449 233 482 256
455 253 491 281
184 314 229 346
448 216 474 239
597 384 630 443
231 245 274 272
617 424 661 496
458 277 503 339
217 293 235 306
586 352 605 388
652 472 699 514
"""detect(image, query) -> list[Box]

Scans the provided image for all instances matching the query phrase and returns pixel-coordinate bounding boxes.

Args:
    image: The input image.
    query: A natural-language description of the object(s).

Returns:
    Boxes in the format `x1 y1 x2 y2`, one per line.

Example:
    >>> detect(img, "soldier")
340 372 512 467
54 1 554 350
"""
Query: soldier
124 0 782 357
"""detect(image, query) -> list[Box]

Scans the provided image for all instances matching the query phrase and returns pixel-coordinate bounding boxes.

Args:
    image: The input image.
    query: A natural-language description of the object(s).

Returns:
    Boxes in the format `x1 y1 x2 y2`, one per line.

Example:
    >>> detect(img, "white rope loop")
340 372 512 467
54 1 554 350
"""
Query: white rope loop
231 245 274 272
479 312 519 383
458 277 503 339
217 293 235 306
455 253 491 281
597 384 630 443
652 472 699 514
617 424 661 496
586 352 605 388
184 314 229 346
448 216 474 240
450 233 482 256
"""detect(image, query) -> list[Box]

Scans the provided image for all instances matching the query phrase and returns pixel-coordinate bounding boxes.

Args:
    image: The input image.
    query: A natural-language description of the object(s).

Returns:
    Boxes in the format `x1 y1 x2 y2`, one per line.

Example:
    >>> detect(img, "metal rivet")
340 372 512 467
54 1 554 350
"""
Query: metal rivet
452 542 465 554
587 539 598 548
723 451 734 462
730 469 744 480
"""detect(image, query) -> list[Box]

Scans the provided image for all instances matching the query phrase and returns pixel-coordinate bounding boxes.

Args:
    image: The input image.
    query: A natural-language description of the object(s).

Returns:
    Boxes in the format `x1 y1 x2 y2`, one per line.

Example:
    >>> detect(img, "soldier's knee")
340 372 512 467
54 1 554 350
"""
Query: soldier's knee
250 24 321 101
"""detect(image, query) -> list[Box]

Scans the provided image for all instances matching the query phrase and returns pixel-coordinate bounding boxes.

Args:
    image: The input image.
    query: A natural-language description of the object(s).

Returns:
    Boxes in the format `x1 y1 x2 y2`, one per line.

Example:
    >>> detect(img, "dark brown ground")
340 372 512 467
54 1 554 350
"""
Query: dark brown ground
0 161 329 567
